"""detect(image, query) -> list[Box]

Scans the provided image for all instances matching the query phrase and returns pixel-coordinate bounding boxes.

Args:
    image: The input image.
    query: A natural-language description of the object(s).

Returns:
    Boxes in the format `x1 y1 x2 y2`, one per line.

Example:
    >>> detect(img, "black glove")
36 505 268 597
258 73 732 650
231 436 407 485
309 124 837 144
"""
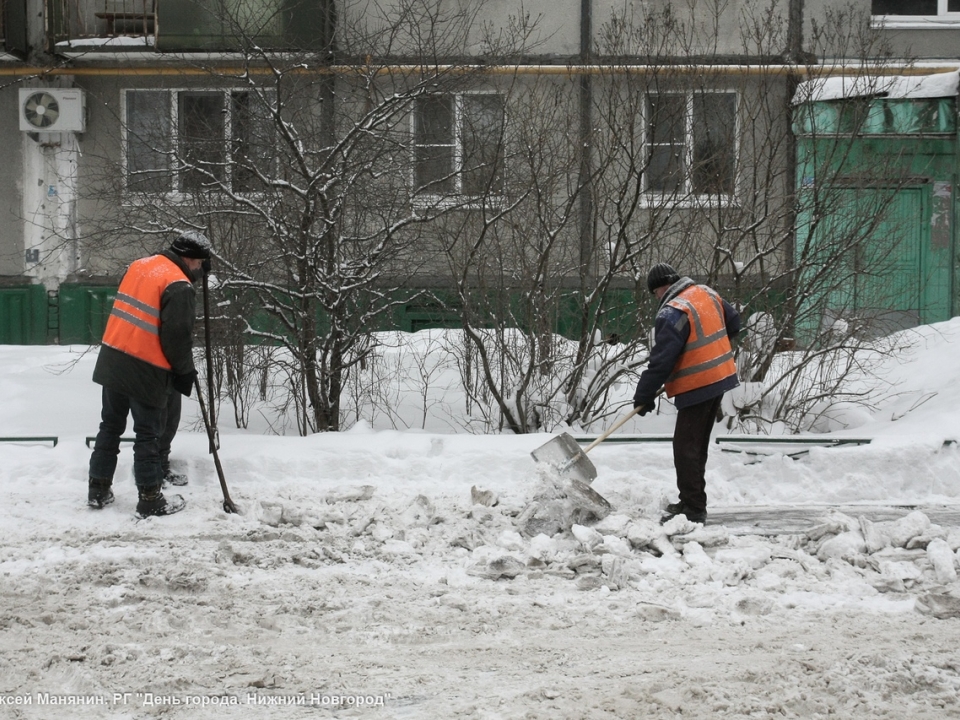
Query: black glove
633 398 655 416
173 371 197 397
201 258 212 275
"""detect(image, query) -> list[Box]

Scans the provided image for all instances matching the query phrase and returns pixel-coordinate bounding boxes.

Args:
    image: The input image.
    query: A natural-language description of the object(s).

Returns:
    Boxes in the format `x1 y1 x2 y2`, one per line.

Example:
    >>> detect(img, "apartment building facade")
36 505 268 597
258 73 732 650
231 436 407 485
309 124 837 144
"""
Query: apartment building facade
0 0 956 344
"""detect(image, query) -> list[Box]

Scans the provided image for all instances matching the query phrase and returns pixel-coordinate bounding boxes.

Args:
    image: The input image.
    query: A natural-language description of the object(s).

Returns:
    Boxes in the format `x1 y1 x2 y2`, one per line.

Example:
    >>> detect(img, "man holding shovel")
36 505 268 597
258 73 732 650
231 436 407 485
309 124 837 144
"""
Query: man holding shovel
633 263 740 525
87 231 212 517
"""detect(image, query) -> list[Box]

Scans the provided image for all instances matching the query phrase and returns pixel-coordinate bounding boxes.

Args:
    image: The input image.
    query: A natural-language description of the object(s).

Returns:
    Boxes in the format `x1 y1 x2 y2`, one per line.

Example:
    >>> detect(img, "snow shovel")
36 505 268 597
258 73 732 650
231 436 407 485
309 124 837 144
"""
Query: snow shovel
194 377 239 514
530 388 664 484
201 261 219 454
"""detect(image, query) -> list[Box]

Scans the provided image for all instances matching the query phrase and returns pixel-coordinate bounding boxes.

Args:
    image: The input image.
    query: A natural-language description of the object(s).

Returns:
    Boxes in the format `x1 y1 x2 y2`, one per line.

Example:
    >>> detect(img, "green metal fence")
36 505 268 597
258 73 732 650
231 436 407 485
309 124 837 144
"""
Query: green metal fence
0 280 783 346
0 285 46 345
58 285 117 345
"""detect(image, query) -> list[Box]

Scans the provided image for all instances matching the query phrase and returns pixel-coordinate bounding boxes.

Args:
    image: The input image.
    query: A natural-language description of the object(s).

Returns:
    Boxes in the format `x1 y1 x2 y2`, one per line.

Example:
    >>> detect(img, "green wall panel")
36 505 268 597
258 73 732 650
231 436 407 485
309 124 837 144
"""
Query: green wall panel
0 286 46 345
58 285 117 345
794 101 958 344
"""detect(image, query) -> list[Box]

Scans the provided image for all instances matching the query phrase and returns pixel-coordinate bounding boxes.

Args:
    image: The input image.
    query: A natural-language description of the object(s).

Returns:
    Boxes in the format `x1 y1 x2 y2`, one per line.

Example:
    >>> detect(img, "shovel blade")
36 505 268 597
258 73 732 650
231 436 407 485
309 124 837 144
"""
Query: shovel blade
530 432 597 484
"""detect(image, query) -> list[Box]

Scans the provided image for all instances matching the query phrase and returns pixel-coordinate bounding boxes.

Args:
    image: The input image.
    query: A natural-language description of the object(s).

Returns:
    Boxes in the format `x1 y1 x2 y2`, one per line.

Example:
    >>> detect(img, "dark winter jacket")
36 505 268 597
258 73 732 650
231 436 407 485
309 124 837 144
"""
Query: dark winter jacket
93 250 199 408
633 277 741 410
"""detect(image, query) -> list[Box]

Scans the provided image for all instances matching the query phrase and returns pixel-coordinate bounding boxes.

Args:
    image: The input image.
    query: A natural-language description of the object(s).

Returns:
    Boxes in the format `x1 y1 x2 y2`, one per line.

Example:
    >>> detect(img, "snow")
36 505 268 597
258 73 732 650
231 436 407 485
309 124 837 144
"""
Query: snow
2 320 960 717
55 36 155 50
794 70 960 103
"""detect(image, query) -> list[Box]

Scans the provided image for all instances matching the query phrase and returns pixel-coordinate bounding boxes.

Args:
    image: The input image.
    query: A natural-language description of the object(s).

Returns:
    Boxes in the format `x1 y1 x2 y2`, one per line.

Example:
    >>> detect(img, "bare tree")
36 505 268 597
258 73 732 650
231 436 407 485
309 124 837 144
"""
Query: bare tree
433 0 931 435
68 0 934 436
76 0 540 434
727 3 933 432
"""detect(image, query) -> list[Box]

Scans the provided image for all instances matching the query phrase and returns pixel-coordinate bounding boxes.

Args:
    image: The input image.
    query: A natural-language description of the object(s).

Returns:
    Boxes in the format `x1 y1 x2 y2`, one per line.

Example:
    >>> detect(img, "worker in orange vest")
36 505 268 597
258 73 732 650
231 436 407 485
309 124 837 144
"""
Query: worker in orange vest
633 263 741 525
87 231 211 517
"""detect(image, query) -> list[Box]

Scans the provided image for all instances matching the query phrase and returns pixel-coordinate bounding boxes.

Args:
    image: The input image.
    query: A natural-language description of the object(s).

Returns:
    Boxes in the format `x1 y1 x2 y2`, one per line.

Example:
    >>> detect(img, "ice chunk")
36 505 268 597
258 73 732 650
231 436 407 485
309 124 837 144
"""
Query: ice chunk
817 530 866 562
592 513 632 537
714 545 773 570
888 510 931 548
601 535 633 557
571 524 603 549
916 592 960 619
927 538 958 584
661 514 699 536
626 519 663 549
859 516 891 554
682 541 713 571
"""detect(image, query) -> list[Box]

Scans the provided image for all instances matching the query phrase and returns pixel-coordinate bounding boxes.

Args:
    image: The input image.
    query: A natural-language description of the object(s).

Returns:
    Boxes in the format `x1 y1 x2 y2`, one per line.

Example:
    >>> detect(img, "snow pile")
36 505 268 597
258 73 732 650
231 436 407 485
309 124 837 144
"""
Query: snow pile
793 70 960 103
2 320 960 716
223 477 960 623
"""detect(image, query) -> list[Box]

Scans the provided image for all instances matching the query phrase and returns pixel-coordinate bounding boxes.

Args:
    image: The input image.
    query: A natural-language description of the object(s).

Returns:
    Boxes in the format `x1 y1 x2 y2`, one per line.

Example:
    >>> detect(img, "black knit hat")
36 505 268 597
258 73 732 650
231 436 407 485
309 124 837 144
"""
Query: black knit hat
171 231 212 260
646 263 680 294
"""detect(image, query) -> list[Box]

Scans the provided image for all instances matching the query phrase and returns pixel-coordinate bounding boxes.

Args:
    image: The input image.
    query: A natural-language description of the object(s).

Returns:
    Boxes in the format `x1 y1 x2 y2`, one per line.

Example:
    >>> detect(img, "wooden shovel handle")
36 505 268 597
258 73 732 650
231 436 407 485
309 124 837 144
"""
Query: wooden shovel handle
581 387 666 455
581 407 641 455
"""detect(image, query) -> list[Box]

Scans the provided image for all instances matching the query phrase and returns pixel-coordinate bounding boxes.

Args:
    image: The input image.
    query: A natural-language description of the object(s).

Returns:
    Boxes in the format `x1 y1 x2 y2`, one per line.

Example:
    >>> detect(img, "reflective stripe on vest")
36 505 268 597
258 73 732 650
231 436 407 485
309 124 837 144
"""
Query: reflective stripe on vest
101 255 190 370
664 284 737 397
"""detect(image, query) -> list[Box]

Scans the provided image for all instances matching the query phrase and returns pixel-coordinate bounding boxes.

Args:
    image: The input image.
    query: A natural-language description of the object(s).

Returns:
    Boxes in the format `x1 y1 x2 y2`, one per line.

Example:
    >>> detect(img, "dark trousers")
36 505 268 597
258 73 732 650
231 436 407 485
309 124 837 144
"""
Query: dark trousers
89 386 165 489
159 390 181 475
673 394 723 514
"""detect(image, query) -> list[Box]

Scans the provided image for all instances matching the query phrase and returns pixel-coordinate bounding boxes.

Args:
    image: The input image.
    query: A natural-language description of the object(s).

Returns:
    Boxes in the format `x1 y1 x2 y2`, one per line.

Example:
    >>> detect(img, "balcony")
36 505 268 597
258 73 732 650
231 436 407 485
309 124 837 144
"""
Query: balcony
48 0 332 53
48 0 156 51
3 0 29 55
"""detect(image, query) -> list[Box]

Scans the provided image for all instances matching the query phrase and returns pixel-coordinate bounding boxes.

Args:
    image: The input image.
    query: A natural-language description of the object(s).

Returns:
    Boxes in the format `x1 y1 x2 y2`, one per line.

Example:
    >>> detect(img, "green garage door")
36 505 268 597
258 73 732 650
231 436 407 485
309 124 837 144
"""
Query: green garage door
797 184 948 339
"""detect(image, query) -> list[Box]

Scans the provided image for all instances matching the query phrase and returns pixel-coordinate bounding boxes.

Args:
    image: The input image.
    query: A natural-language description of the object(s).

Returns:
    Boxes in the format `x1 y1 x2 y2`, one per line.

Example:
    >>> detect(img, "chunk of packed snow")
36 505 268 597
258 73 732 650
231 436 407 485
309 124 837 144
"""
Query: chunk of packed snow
916 592 960 619
888 511 931 548
571 524 603 549
626 519 663 549
671 525 730 548
926 538 958 584
661 514 699 536
714 545 773 570
592 513 632 536
817 530 867 561
601 534 633 557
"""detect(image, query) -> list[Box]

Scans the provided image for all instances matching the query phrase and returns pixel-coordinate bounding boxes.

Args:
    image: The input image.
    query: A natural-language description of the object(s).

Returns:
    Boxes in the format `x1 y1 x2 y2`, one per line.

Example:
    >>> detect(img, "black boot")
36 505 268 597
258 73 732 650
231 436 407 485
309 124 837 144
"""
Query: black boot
660 503 707 525
136 485 186 518
88 478 114 509
162 470 188 487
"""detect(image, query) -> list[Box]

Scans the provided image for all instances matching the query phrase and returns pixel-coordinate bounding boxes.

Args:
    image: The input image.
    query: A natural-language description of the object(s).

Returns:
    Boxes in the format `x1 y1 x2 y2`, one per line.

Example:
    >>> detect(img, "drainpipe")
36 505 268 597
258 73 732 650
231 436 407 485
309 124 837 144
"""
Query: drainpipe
784 0 805 339
319 0 336 153
579 0 594 287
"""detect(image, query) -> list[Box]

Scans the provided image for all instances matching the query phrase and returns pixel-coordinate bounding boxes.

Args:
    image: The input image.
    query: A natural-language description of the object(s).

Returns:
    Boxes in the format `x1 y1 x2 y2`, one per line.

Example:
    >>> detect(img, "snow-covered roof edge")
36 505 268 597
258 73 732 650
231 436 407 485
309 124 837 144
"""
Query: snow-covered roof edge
793 70 960 105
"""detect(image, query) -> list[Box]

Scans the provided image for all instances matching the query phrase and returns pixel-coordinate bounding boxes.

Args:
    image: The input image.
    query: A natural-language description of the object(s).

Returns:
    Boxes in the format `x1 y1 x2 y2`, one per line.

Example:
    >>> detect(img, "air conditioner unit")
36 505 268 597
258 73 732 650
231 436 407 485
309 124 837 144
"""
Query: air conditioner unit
19 88 86 133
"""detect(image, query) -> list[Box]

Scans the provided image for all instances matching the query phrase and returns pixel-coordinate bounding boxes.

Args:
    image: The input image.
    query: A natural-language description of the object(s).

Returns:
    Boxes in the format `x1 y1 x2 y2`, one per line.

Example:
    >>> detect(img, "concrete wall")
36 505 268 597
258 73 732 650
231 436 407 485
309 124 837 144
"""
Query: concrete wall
804 0 960 61
339 0 794 61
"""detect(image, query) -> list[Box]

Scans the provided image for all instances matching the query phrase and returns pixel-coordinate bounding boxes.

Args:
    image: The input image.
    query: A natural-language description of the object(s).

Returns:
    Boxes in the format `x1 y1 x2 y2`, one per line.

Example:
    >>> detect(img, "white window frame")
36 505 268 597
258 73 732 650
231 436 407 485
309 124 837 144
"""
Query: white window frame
121 87 276 200
871 0 960 28
641 90 739 207
411 91 506 209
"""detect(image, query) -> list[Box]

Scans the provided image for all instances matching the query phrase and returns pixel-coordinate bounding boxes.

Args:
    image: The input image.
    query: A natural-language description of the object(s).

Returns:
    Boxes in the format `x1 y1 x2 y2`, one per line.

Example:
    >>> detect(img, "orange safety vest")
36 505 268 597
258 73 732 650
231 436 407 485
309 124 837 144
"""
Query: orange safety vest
664 284 737 397
101 255 191 370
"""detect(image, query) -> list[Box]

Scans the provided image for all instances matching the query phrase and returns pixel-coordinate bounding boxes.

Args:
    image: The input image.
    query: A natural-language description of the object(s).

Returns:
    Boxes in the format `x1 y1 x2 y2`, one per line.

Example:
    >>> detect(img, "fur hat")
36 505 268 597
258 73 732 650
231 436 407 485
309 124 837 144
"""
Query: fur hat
170 231 212 260
646 263 680 294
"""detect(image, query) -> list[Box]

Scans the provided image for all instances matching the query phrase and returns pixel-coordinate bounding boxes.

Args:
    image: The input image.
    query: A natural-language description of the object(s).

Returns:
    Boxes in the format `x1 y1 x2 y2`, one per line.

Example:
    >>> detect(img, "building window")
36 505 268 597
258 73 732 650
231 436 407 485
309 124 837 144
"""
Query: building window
124 88 276 195
413 93 505 200
645 91 737 199
872 0 960 16
871 0 960 26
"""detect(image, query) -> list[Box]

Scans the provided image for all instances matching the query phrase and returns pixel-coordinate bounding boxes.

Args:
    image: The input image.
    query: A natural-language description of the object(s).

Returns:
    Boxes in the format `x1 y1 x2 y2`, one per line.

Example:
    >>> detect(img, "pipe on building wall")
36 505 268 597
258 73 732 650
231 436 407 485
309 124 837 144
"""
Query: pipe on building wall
578 0 594 287
782 0 805 333
1 63 958 77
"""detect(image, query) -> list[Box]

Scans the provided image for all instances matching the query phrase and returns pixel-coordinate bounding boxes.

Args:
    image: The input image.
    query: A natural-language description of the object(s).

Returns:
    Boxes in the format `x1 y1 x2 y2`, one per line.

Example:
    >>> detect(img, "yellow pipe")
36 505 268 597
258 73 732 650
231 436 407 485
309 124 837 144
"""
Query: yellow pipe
0 61 957 77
